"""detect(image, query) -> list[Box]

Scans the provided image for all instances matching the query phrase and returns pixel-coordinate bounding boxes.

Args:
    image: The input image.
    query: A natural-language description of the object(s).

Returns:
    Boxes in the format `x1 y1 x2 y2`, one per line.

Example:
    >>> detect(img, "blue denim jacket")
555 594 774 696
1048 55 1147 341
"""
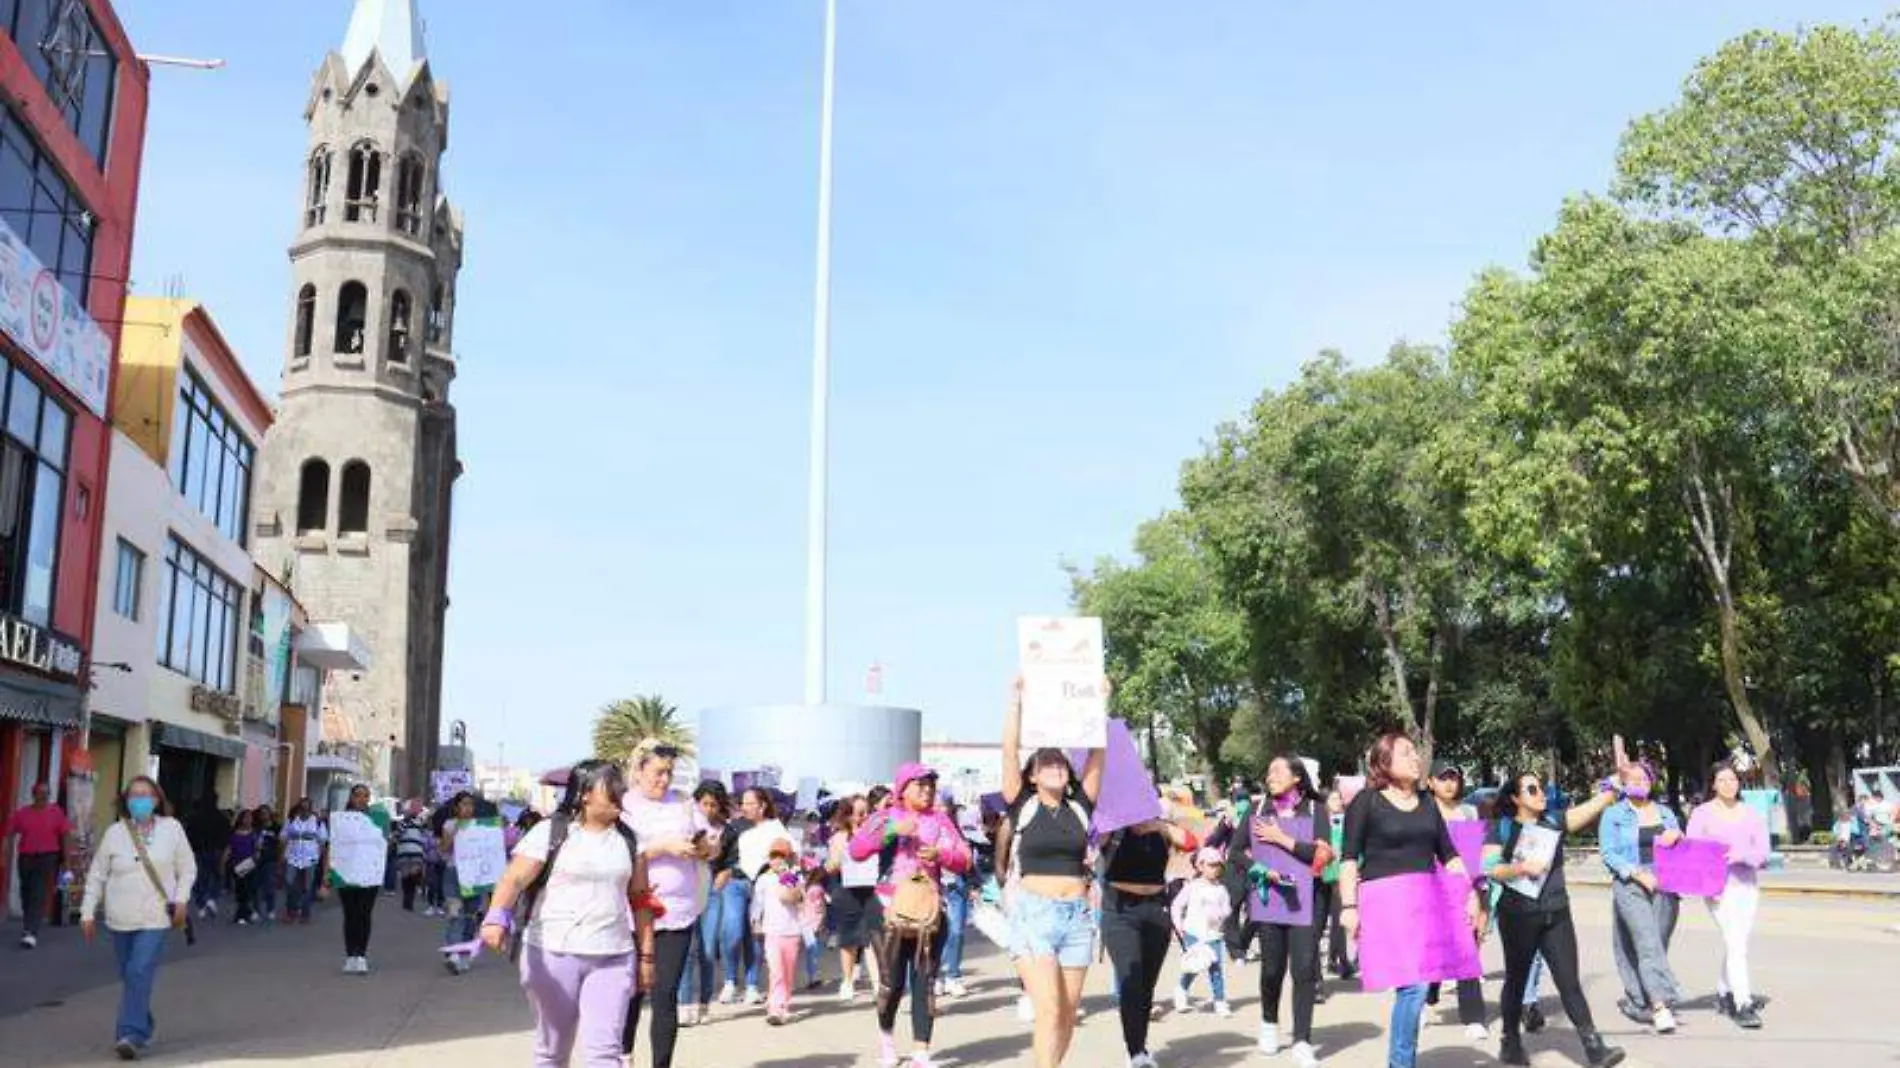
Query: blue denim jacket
1597 800 1680 881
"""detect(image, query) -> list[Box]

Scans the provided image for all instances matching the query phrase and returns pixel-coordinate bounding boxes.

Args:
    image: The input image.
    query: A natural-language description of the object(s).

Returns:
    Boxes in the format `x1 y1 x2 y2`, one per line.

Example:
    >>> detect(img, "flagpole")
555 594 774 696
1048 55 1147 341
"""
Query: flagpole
804 0 838 707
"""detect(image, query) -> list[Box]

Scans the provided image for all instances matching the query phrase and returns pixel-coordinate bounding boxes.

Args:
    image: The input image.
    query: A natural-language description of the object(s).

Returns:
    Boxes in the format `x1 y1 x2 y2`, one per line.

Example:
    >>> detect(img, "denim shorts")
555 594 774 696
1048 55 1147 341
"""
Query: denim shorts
1009 888 1095 968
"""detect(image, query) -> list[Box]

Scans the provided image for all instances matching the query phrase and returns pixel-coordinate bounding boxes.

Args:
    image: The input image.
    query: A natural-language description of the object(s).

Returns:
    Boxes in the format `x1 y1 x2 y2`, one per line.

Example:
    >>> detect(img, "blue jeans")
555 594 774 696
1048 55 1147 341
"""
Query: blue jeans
717 878 759 988
255 864 278 920
802 931 822 985
285 865 319 920
112 929 168 1047
940 876 969 979
1177 937 1227 1001
190 852 222 911
1525 952 1545 1004
682 891 722 1006
1388 983 1428 1068
445 891 488 947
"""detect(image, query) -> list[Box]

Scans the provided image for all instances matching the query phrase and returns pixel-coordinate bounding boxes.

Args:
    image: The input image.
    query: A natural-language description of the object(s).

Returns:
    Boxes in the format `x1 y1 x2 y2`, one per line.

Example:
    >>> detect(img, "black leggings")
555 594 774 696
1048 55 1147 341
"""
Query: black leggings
1100 887 1173 1058
1258 921 1319 1043
1498 906 1595 1037
1427 977 1488 1026
339 887 377 956
873 922 948 1043
624 926 695 1066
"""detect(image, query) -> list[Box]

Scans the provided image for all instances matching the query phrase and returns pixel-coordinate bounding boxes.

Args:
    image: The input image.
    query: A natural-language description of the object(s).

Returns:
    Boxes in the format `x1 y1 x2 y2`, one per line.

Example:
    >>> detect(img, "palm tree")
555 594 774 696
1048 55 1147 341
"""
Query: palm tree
592 695 695 763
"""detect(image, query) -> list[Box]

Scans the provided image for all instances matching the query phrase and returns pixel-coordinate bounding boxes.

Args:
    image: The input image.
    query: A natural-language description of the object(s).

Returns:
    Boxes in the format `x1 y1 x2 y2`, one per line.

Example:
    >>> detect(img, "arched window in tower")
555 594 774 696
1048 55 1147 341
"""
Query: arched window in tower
426 282 446 345
389 290 412 364
345 141 382 223
339 462 371 535
335 281 367 355
396 154 426 236
297 460 330 533
306 148 332 227
294 284 317 357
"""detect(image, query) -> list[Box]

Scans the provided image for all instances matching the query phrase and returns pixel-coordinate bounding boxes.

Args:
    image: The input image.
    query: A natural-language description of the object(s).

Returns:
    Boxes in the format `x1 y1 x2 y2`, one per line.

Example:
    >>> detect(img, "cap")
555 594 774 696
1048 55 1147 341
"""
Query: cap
1195 847 1225 868
894 762 939 797
1430 759 1464 781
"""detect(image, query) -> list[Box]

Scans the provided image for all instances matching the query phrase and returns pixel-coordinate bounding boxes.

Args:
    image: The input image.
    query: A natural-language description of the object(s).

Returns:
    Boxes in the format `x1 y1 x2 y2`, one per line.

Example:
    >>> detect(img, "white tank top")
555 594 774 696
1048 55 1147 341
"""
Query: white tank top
840 842 880 888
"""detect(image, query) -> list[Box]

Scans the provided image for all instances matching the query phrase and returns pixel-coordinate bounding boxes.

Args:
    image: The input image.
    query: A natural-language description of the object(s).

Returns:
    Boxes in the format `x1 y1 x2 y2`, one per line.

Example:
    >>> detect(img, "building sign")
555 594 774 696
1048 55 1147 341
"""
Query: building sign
0 223 110 418
190 684 242 721
0 611 82 682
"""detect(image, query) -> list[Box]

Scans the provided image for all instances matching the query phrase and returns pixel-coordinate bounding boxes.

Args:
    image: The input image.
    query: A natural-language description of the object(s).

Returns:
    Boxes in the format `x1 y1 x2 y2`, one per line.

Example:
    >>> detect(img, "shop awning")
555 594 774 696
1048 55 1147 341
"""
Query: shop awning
0 672 81 727
150 722 247 761
298 622 371 672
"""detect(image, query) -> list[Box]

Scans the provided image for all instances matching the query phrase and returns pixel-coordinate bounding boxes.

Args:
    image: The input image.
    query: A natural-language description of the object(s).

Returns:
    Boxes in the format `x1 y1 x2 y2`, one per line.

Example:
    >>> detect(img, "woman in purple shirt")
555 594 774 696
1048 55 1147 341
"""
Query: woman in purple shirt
225 809 263 926
1684 762 1769 1030
619 739 714 1068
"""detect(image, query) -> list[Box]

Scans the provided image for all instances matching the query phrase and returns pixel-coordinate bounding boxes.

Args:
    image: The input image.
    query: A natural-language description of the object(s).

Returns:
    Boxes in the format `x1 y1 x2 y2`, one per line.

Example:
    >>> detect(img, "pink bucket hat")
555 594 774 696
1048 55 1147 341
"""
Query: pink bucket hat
894 762 939 797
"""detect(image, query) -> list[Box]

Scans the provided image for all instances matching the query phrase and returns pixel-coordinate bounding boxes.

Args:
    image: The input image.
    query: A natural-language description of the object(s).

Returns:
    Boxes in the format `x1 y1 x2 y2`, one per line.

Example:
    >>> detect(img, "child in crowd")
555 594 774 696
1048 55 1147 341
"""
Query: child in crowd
757 839 807 1025
1172 847 1235 1016
799 858 829 990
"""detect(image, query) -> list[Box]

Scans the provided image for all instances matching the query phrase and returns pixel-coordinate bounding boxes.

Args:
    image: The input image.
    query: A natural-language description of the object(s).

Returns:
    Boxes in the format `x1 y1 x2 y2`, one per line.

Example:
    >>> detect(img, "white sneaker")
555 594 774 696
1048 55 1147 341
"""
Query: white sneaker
1214 1001 1234 1018
944 977 967 998
1258 1022 1281 1055
342 956 355 974
1129 1053 1158 1068
1173 989 1191 1014
839 978 857 1003
1290 1041 1321 1068
1464 1023 1489 1042
19 933 36 949
933 978 946 997
743 986 763 1006
1016 994 1035 1024
1653 1006 1677 1034
719 981 738 1005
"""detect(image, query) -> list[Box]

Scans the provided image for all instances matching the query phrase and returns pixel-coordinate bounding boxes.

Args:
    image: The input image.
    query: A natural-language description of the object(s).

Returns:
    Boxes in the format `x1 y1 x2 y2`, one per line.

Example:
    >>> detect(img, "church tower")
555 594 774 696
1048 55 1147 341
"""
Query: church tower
251 0 463 797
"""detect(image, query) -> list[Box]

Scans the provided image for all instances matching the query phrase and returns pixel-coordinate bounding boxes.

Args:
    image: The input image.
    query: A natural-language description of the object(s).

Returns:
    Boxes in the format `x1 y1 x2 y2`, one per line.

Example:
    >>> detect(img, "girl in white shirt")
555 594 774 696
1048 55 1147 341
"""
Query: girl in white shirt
1171 848 1235 1016
483 761 655 1068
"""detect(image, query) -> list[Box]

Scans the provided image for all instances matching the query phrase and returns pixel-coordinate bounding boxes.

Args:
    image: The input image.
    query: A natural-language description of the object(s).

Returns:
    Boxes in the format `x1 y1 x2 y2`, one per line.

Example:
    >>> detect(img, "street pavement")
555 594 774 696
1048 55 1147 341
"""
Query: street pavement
0 886 1893 1068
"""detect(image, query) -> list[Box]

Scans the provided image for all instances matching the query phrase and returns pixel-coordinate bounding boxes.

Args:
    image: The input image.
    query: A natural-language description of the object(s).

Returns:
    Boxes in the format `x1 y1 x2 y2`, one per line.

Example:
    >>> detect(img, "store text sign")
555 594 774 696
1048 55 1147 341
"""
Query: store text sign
0 612 82 682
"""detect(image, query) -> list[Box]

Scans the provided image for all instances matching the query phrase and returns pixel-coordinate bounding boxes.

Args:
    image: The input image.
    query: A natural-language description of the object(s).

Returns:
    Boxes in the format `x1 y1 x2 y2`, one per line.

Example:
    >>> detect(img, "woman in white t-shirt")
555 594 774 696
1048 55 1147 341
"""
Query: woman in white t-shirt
482 760 655 1068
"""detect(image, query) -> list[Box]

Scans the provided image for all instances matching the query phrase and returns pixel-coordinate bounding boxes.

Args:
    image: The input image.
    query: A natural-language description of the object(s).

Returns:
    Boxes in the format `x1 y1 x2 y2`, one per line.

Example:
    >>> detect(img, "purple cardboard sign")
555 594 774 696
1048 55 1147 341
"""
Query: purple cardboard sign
1448 820 1487 879
1357 871 1482 992
1248 814 1315 925
1655 836 1728 897
1068 718 1163 836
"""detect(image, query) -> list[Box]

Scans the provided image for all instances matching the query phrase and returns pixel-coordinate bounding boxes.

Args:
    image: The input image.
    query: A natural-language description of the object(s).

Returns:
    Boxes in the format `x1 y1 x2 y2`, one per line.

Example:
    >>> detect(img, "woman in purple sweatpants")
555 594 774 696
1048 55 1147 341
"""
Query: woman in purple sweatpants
482 761 656 1067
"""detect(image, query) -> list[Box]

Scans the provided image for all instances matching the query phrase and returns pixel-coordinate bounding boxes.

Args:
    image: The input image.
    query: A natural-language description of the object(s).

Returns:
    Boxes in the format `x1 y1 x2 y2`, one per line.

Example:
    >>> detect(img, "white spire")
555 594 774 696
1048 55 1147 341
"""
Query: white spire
340 0 425 81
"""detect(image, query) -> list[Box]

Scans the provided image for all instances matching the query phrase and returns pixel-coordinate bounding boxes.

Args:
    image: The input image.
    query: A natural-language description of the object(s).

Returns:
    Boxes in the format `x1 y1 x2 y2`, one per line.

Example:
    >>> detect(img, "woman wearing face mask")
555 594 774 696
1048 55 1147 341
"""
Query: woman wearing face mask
1597 761 1685 1034
850 762 973 1068
1247 756 1332 1067
80 777 195 1061
1485 771 1624 1066
1337 734 1479 1068
1423 761 1489 1043
997 676 1106 1068
619 740 711 1063
1685 762 1769 1030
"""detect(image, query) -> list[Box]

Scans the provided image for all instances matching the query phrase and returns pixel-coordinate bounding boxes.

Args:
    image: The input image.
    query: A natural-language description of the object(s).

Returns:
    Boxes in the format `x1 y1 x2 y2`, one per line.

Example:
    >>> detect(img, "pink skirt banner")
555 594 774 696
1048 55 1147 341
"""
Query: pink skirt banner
1357 871 1481 992
1654 837 1728 897
1447 820 1487 880
1248 815 1315 925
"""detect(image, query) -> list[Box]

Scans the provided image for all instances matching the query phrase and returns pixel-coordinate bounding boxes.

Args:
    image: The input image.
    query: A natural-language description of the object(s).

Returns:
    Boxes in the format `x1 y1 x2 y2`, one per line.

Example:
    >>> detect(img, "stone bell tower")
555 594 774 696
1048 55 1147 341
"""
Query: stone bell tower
250 0 464 797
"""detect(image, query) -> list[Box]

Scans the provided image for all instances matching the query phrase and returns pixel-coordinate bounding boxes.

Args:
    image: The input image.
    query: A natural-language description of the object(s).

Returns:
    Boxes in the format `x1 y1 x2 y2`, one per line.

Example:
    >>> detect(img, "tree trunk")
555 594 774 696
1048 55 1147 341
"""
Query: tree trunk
1366 583 1417 735
1683 469 1780 788
1417 622 1450 767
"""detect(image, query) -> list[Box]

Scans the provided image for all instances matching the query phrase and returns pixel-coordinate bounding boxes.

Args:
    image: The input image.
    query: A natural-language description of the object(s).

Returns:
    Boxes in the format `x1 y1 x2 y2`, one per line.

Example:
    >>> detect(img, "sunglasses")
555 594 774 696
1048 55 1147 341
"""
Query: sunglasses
1520 783 1545 796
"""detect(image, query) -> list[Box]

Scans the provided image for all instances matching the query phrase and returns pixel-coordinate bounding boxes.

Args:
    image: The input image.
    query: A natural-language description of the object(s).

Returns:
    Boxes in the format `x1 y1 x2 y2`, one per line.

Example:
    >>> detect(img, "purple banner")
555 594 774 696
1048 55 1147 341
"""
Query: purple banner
1069 718 1163 836
1448 820 1487 879
1655 837 1728 897
1248 814 1315 925
1357 871 1482 992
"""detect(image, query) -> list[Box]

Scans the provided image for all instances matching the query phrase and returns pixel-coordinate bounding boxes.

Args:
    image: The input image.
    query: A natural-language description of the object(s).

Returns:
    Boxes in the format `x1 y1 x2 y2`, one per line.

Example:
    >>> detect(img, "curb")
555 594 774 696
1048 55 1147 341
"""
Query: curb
1569 876 1900 903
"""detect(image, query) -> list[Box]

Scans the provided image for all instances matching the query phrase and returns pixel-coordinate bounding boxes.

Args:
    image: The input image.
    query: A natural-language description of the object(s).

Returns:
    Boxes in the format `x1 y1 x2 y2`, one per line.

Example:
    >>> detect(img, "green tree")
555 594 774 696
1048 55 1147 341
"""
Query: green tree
591 695 695 764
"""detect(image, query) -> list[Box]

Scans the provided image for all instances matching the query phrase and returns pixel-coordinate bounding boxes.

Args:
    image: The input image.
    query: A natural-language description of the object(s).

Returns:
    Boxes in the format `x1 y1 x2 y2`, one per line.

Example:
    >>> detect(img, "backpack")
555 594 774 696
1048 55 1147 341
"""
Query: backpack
510 815 640 961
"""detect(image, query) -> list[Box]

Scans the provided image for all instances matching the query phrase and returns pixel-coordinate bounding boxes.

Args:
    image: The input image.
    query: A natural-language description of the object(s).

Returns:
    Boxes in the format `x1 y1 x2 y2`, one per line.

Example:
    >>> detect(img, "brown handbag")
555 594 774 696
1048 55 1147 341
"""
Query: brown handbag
886 873 943 938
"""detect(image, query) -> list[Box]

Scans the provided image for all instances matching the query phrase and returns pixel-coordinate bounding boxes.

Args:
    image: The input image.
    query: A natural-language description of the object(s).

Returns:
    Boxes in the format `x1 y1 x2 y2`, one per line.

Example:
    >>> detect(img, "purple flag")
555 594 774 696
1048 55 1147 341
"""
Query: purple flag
1655 837 1728 897
1357 871 1482 992
1070 718 1163 835
1448 820 1487 879
1248 814 1315 925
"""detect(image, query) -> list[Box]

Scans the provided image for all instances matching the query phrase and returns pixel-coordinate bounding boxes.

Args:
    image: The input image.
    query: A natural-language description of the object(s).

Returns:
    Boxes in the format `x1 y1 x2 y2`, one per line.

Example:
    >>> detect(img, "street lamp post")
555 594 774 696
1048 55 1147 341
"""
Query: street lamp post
803 0 839 707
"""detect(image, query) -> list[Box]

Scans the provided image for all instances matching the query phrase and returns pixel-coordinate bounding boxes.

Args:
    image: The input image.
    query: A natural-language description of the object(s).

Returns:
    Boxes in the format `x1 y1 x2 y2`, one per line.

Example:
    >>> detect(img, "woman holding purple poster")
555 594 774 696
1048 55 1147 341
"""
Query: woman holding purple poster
1424 761 1490 1044
1684 762 1769 1030
1246 756 1331 1066
1337 734 1479 1068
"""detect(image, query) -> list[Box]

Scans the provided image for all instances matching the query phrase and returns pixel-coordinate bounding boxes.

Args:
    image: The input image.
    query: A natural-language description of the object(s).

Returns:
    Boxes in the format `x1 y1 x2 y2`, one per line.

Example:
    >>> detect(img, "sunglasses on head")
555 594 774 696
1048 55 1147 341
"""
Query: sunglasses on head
647 744 681 759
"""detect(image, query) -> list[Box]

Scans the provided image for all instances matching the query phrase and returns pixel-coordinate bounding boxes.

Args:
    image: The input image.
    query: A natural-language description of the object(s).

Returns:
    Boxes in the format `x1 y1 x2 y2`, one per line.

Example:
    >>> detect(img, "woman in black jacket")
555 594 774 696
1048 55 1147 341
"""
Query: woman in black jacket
1246 756 1331 1067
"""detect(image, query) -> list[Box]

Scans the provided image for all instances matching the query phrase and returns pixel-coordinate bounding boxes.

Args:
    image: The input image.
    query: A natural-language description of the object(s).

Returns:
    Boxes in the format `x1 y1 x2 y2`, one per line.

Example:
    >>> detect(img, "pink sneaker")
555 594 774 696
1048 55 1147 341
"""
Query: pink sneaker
877 1031 899 1067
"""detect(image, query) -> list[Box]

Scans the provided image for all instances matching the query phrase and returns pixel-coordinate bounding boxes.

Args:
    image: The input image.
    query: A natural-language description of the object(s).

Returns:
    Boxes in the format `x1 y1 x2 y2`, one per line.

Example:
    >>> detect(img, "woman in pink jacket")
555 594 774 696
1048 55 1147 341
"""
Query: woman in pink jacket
848 763 971 1068
1684 762 1769 1030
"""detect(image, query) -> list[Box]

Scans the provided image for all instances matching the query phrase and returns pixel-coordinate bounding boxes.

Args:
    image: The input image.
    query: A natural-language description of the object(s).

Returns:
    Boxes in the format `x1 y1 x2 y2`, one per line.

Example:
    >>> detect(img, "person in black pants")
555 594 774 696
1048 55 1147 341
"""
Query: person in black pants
1101 817 1196 1068
1485 771 1625 1067
1247 756 1329 1061
336 785 381 974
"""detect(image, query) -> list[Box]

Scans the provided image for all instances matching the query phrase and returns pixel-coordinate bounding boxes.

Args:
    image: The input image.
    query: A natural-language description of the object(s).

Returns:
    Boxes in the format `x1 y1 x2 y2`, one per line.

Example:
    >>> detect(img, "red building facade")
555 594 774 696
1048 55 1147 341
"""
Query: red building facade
0 0 150 915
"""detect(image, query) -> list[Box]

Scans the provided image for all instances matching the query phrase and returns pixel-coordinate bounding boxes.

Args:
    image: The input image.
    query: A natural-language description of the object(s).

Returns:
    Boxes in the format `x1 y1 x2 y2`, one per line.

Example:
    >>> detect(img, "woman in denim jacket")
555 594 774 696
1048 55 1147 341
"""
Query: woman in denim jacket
1596 762 1685 1035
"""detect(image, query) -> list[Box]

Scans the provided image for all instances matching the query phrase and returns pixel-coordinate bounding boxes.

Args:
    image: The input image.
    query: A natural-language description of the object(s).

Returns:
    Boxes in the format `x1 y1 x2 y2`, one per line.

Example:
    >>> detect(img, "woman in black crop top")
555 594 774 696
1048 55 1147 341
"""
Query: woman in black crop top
1099 804 1195 1068
1000 676 1107 1068
1337 734 1479 1068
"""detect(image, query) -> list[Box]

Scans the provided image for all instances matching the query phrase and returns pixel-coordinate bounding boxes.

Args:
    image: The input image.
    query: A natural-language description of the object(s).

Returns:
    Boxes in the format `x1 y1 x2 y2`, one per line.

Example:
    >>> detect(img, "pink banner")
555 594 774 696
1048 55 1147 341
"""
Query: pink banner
1357 871 1482 992
1654 837 1727 897
1448 820 1486 879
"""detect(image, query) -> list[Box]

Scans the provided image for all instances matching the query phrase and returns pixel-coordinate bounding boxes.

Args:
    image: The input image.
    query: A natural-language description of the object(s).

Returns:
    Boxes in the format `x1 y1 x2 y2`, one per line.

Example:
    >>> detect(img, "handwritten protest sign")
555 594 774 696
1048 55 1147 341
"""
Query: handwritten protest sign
1655 837 1728 897
1018 616 1107 748
1447 820 1487 878
1067 718 1161 835
1357 870 1482 991
327 809 389 888
453 817 508 896
431 769 474 804
1249 814 1315 925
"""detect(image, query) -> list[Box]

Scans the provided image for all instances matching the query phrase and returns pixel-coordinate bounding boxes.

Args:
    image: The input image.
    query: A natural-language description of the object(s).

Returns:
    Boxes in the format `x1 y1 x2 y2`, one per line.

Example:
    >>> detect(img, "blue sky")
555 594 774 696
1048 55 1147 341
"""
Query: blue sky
116 1 1889 774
